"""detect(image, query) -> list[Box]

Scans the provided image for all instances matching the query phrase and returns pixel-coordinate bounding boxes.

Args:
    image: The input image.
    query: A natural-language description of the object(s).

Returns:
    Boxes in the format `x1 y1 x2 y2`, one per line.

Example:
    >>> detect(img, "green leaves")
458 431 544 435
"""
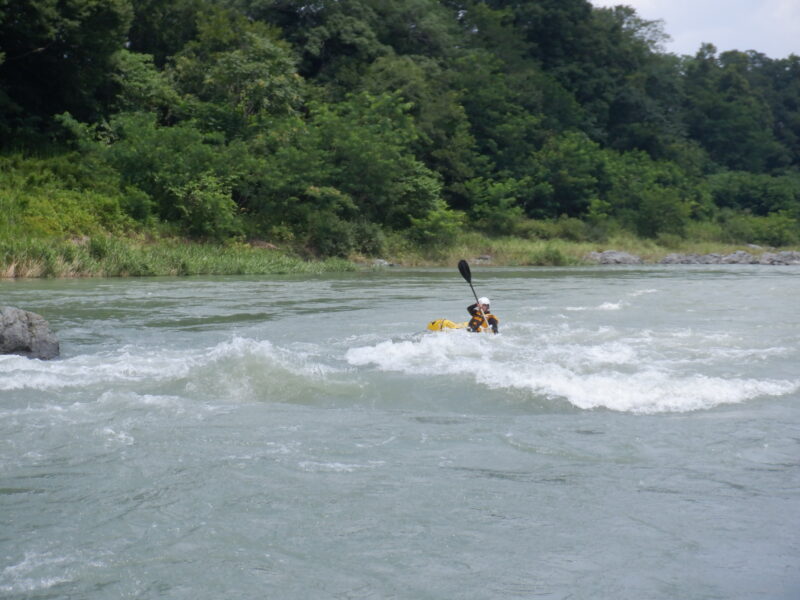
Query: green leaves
0 0 132 127
524 132 608 219
100 112 245 237
408 199 465 248
464 177 523 235
112 50 180 115
252 91 441 230
169 7 302 138
683 46 790 172
708 171 800 216
2 0 799 255
170 173 240 241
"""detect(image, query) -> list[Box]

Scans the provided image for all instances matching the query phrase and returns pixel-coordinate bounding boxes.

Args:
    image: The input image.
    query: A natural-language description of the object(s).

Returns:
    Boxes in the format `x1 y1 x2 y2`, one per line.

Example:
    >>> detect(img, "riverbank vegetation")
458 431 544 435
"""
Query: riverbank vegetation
0 236 354 278
2 1 799 276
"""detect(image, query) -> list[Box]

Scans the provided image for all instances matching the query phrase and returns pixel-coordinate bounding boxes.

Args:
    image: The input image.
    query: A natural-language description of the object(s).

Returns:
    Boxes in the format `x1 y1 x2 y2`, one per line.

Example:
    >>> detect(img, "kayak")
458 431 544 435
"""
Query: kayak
427 318 467 331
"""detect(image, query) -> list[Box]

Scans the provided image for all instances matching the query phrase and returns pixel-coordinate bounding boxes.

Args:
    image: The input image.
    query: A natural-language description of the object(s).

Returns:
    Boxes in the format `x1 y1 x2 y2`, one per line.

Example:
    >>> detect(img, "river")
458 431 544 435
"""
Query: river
1 265 798 599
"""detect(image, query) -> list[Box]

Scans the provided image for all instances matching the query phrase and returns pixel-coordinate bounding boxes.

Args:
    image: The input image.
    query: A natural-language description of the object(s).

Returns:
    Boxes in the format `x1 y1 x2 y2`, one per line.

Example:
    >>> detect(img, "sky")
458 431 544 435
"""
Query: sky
589 0 800 58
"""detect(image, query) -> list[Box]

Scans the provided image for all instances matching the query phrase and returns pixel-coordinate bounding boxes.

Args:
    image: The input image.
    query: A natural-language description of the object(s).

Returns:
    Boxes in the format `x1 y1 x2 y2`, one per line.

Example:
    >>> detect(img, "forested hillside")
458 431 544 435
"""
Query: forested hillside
2 0 799 260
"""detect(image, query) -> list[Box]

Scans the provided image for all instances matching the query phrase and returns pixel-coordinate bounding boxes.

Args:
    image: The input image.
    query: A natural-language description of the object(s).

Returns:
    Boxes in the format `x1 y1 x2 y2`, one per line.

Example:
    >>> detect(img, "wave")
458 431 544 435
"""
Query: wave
0 337 356 406
3 321 796 415
345 326 799 414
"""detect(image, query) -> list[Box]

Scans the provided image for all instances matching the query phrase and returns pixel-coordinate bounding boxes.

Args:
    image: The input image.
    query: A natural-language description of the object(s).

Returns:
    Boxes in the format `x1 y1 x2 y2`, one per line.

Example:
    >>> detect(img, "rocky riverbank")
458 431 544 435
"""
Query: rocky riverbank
585 250 800 265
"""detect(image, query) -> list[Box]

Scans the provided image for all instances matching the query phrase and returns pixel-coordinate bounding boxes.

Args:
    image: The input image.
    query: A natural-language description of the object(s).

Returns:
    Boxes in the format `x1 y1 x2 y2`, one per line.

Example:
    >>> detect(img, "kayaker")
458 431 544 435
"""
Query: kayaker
467 297 499 334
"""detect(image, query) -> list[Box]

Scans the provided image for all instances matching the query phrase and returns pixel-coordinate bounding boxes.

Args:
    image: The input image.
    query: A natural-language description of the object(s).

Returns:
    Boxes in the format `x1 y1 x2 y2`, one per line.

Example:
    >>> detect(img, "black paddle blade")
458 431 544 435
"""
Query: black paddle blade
458 259 471 283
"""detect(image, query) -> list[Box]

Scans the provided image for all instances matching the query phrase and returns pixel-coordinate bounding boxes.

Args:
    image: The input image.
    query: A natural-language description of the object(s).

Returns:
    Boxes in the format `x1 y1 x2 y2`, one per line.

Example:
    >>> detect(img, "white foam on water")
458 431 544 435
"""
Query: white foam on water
0 552 75 594
298 460 386 473
0 336 339 393
0 349 189 392
345 325 799 414
566 301 624 311
486 365 798 414
96 426 135 446
4 314 796 415
346 330 483 375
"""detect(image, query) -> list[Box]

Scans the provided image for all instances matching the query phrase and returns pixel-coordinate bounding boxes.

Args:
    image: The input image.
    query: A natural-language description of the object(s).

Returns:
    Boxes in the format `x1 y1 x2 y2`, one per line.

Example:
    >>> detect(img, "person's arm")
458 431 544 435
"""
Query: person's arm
488 316 499 334
466 304 481 331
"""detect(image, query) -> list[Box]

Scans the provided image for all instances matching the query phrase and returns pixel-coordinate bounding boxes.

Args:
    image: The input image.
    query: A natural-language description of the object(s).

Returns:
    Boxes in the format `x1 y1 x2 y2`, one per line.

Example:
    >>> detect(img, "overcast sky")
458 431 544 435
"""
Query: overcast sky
589 0 800 58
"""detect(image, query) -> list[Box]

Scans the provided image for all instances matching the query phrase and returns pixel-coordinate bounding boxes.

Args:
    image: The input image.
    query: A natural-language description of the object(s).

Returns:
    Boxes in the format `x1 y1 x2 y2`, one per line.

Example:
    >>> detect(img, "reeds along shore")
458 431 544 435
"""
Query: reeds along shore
365 231 800 268
0 237 353 278
3 234 798 278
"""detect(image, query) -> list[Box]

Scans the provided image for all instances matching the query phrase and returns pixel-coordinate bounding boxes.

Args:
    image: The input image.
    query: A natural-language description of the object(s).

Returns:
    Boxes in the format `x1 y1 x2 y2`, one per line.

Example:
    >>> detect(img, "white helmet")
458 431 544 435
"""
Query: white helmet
478 297 490 306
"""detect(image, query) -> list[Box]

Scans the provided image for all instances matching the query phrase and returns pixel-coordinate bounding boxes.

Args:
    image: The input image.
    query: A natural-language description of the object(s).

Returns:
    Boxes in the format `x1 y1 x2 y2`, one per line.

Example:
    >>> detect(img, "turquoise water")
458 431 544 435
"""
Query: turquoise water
1 266 799 599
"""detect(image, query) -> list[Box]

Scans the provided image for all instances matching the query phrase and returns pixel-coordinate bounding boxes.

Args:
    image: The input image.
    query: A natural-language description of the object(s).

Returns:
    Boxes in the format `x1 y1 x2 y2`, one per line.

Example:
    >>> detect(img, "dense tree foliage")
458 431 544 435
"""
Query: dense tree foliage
0 0 132 136
2 0 799 253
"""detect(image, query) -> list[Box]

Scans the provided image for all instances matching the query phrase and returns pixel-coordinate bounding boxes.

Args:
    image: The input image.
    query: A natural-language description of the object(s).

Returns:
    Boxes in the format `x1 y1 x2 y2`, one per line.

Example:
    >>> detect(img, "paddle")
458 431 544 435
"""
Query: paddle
458 259 489 330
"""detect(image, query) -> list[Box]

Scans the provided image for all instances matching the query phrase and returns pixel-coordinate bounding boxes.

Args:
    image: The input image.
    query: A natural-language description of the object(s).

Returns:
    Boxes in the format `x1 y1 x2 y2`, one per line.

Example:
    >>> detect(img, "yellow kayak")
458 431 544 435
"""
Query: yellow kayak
426 319 467 331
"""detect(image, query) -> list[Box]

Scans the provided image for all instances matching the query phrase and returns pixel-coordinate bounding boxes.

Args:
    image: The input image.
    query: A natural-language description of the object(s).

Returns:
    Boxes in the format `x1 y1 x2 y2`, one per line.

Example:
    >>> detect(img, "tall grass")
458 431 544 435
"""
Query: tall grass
387 232 590 266
381 229 791 268
1 237 354 278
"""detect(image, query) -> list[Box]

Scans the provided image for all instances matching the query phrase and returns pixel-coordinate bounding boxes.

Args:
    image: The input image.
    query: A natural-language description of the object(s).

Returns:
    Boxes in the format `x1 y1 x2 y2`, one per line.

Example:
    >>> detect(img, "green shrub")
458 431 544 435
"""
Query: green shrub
407 199 465 248
708 171 800 216
0 154 132 237
655 232 684 249
170 174 241 240
464 178 524 235
685 220 725 242
634 188 691 238
553 216 590 241
353 221 387 256
513 219 554 240
306 213 356 257
524 243 573 266
719 212 799 246
89 236 111 259
513 216 590 241
121 186 156 222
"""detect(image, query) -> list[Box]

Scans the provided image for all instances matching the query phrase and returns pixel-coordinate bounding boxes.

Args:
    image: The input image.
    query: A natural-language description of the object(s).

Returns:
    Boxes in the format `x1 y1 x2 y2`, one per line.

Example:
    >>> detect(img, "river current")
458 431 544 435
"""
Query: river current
1 266 798 599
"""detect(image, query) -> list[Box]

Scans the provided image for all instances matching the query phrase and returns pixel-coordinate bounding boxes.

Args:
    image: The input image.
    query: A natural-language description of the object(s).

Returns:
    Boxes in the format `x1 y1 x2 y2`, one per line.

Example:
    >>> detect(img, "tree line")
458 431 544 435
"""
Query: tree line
2 0 799 255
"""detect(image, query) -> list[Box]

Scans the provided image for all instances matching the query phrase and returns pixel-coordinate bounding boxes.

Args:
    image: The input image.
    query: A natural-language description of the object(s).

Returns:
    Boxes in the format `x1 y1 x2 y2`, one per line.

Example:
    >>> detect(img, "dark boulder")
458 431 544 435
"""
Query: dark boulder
0 306 60 360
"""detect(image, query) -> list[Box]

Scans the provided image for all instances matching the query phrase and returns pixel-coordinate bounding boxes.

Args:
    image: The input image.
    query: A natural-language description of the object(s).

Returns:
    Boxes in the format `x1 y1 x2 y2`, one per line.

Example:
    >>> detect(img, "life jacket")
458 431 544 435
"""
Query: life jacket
467 306 499 333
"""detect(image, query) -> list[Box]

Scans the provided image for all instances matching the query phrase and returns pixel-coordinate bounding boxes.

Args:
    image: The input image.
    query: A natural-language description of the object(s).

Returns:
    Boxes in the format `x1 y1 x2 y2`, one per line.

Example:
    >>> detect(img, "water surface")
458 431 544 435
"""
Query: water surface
1 266 798 599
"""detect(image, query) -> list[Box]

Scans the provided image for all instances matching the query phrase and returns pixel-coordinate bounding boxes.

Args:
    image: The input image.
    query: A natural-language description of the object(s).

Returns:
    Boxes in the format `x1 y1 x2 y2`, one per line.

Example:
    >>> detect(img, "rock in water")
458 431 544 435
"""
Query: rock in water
0 306 60 360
